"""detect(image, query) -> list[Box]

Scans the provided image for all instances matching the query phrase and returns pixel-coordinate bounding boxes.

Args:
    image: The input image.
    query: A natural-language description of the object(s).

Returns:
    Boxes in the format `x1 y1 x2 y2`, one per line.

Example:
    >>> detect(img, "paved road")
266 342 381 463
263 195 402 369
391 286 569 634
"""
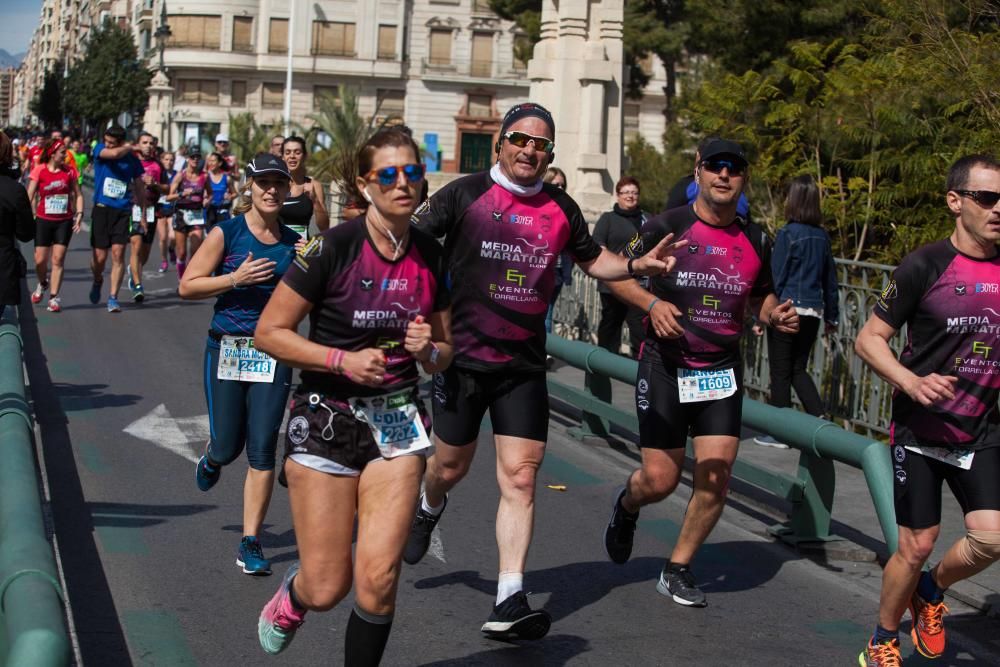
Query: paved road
12 233 1000 666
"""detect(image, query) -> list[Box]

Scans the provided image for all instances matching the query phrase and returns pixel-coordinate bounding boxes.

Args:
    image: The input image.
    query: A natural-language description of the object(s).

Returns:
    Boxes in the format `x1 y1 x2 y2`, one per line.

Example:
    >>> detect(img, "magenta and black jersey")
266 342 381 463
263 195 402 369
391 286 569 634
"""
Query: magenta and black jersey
874 239 1000 450
627 205 773 370
280 217 450 397
412 171 602 373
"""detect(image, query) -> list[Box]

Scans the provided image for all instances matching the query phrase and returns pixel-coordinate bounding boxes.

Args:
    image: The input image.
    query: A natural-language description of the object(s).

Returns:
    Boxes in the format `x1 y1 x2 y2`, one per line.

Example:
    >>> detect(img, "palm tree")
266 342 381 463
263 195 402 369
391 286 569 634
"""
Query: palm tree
228 112 273 164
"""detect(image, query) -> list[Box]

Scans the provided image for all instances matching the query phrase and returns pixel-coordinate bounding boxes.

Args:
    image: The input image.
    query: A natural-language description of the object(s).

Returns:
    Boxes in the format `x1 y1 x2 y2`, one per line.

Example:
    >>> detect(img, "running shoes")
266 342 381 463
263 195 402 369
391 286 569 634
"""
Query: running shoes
481 591 551 640
106 296 121 313
237 536 272 576
656 563 707 607
403 494 447 564
258 562 305 655
910 591 948 659
858 637 902 667
604 487 639 564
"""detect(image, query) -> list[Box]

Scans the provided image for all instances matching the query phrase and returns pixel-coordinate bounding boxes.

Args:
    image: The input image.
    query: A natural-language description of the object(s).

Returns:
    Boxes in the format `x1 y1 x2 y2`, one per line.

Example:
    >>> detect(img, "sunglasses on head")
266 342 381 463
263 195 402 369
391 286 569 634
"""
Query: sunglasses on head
700 158 746 176
366 163 426 186
955 190 1000 208
504 131 555 153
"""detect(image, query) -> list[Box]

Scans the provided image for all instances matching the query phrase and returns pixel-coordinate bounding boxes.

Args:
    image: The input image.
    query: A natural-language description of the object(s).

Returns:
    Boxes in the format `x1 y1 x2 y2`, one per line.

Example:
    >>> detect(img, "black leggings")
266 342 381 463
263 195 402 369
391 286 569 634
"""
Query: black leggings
766 315 823 416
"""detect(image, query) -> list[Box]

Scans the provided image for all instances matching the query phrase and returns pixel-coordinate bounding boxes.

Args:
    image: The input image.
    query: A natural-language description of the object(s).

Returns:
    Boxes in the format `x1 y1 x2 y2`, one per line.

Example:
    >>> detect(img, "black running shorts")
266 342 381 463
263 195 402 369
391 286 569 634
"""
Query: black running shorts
636 350 743 450
35 218 73 247
129 215 157 244
431 366 549 445
892 443 1000 529
90 205 131 248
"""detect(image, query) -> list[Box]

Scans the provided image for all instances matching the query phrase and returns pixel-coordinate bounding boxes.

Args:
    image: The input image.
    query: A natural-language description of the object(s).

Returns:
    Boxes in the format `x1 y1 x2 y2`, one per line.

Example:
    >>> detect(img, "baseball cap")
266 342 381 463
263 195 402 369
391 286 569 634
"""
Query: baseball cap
245 152 291 180
215 133 229 143
699 138 748 166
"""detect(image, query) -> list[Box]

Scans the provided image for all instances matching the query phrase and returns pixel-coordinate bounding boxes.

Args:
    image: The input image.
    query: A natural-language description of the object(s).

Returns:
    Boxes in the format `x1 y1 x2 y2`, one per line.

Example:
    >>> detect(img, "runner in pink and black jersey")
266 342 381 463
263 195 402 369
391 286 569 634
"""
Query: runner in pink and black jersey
403 102 684 640
856 155 1000 666
602 138 799 608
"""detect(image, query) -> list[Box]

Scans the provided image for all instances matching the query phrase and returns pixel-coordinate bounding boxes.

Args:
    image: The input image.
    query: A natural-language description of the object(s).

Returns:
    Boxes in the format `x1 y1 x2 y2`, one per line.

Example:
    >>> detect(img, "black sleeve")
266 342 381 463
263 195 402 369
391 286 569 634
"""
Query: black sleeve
562 197 602 264
415 232 451 312
874 250 930 330
282 233 332 304
411 178 460 238
12 182 34 242
624 212 671 259
748 223 774 298
592 212 611 248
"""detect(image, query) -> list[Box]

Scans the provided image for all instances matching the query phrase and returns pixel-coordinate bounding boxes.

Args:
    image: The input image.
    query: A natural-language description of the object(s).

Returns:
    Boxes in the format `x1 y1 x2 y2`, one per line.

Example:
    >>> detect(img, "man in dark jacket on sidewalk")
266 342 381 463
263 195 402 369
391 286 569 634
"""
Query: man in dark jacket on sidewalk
594 176 647 358
0 130 35 320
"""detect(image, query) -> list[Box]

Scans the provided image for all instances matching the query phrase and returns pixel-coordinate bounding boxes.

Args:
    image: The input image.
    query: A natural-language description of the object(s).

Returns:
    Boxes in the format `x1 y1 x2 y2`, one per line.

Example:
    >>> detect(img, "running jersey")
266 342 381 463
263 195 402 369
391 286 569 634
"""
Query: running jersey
158 168 177 210
208 172 229 206
874 239 1000 450
626 205 773 370
72 151 88 184
30 164 74 221
281 217 450 398
176 171 207 209
209 216 300 336
139 156 163 205
281 178 314 238
412 171 602 373
92 142 144 209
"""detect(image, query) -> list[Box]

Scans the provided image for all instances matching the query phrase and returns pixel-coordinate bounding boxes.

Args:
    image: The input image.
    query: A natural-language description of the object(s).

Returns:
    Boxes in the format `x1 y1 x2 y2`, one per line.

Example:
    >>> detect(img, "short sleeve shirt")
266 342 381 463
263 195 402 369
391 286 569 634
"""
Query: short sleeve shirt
92 142 144 209
874 239 1000 450
627 205 773 370
29 164 75 221
281 218 450 397
412 171 602 373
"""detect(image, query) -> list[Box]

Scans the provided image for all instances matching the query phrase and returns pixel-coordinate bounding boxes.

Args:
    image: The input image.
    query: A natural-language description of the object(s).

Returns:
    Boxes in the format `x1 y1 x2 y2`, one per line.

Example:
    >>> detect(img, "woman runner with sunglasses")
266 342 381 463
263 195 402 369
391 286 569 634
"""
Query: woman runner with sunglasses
168 151 207 278
253 128 453 665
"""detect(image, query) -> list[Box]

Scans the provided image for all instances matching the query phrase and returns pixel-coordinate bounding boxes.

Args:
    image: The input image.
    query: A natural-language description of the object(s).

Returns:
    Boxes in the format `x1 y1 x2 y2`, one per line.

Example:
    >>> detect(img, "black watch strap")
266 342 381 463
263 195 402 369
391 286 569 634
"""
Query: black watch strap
627 257 637 277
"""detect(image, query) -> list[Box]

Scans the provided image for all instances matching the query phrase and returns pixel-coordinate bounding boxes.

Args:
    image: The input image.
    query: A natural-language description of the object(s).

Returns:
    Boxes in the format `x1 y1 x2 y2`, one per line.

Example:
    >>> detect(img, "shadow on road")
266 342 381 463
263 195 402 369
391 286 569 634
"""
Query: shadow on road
418 633 590 666
53 382 142 411
90 501 215 529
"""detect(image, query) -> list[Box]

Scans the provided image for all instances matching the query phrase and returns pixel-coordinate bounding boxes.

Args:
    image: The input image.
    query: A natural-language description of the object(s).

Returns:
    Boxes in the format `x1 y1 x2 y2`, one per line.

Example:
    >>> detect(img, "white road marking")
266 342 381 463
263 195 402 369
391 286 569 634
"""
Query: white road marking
122 403 207 463
429 531 446 563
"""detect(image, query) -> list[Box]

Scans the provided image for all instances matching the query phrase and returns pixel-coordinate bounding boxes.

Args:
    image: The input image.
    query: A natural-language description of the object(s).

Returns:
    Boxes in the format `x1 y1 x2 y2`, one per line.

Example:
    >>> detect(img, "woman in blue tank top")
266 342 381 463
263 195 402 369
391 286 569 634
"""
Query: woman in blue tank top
205 152 237 230
179 153 301 576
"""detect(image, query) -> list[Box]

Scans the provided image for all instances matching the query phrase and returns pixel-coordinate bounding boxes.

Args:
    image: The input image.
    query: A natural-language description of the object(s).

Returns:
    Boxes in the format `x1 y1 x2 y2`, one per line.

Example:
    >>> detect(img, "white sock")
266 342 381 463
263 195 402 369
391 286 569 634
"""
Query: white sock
496 572 523 605
420 494 444 516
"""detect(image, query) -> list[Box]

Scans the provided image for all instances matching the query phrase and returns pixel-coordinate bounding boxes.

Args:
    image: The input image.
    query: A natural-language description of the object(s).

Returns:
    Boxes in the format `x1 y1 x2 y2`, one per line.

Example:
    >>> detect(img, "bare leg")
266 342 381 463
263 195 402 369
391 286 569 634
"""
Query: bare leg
421 435 477 508
878 525 939 630
669 435 739 565
109 243 126 298
494 435 545 574
49 244 68 295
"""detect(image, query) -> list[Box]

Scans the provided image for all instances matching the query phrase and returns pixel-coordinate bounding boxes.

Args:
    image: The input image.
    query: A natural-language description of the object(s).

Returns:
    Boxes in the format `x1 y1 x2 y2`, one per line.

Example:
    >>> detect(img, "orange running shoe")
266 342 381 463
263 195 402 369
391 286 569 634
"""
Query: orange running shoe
858 637 902 667
910 592 948 658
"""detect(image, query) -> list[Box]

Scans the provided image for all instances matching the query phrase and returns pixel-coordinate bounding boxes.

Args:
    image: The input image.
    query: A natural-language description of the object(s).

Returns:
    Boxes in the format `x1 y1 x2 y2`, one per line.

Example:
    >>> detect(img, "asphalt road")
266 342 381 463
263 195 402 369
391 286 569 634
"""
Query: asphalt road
14 231 1000 666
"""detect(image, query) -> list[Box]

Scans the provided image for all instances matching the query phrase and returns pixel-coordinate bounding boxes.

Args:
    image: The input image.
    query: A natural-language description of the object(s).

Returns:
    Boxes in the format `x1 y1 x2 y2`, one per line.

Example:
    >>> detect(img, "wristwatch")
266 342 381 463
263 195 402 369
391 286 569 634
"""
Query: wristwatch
627 257 638 277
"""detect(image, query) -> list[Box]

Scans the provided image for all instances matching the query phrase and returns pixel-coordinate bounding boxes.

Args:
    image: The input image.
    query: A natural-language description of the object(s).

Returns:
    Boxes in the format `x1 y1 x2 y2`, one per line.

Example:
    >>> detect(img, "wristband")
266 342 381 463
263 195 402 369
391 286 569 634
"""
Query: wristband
627 257 638 277
229 273 239 289
325 347 345 374
427 342 440 365
646 298 660 314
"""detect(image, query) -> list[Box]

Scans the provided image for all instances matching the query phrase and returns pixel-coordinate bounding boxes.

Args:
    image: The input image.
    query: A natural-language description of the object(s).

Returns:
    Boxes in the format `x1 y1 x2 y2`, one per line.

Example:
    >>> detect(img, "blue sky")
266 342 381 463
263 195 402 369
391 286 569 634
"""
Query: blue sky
2 0 43 55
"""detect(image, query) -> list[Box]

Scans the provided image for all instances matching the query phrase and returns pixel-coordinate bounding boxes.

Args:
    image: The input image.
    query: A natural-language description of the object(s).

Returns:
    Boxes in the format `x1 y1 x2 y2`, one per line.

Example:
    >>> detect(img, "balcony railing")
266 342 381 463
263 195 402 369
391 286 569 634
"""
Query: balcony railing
420 58 526 81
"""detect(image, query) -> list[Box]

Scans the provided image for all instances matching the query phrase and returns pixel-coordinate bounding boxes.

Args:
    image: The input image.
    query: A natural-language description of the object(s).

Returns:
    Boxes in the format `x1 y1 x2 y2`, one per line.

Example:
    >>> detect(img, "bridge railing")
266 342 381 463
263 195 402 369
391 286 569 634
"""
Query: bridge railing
0 313 70 666
552 257 902 438
545 334 898 554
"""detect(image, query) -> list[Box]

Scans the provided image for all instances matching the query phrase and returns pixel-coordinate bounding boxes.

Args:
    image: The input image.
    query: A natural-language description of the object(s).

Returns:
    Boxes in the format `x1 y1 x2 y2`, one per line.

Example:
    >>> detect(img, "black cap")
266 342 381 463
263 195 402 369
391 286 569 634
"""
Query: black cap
699 138 748 166
245 152 291 180
500 102 555 138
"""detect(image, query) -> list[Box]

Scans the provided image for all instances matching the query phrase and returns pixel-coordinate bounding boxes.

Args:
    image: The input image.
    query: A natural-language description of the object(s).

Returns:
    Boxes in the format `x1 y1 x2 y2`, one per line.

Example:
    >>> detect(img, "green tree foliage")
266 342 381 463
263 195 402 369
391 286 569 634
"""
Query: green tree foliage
30 65 64 128
489 0 542 63
63 20 151 127
227 112 273 164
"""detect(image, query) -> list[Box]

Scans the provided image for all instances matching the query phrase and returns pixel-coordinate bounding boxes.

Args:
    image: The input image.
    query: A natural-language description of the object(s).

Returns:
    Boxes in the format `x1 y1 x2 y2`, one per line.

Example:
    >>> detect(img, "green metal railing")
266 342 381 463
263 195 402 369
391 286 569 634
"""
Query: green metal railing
0 320 70 666
546 334 898 554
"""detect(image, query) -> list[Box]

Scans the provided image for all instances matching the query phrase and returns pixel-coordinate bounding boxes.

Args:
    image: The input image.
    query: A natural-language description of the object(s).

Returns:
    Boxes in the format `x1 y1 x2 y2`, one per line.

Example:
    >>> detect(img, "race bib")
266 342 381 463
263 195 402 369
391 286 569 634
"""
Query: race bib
44 194 68 215
351 390 432 459
102 177 127 199
904 445 974 470
182 209 204 226
217 336 277 383
285 224 309 239
145 206 155 223
677 367 738 403
132 205 143 222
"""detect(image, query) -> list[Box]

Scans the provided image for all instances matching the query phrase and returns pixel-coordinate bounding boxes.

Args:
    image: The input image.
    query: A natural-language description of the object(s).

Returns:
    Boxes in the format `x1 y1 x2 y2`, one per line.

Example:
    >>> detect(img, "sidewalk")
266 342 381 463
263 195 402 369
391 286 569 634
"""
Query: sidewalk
546 359 1000 616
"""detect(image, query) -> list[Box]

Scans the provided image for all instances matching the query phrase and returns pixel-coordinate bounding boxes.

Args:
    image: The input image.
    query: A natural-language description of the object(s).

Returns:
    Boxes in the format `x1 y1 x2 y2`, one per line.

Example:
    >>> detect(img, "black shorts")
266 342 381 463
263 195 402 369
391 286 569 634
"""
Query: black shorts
282 389 430 475
893 444 1000 529
172 208 206 232
431 366 549 445
205 205 231 229
128 211 157 244
637 357 743 450
35 218 73 247
90 205 131 248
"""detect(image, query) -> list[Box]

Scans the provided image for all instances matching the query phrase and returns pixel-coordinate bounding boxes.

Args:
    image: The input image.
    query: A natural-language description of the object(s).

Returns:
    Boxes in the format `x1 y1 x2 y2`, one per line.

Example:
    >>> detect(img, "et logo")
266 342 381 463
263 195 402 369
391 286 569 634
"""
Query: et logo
506 268 527 286
702 295 721 310
973 341 992 358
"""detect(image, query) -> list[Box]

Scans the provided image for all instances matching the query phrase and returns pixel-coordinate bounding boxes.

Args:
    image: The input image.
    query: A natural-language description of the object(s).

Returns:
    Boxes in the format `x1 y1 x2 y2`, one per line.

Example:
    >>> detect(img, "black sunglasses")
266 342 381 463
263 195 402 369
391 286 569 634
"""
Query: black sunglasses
955 190 1000 208
700 159 746 176
503 131 555 153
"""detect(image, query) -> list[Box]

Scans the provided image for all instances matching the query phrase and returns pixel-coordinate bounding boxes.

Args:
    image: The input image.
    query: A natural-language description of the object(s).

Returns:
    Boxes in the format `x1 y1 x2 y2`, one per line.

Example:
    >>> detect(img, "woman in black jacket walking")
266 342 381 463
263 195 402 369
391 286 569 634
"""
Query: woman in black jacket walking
0 130 35 320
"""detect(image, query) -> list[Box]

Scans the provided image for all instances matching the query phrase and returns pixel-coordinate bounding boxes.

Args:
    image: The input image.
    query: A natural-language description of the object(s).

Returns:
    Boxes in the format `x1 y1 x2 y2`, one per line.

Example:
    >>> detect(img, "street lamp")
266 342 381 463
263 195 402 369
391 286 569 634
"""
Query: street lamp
154 2 171 73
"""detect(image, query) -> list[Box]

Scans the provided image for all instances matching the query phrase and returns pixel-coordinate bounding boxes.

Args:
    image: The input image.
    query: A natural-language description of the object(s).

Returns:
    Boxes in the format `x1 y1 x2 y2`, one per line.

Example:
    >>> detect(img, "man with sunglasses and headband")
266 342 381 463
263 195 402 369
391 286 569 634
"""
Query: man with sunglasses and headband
406 102 683 640
855 155 1000 667
603 138 799 608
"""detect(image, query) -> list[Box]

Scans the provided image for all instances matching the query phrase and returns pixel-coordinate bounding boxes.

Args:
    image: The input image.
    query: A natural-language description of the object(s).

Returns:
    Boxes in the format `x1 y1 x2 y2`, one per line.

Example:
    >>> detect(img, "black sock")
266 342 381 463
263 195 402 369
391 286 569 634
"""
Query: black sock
345 606 393 667
873 624 898 644
287 576 306 612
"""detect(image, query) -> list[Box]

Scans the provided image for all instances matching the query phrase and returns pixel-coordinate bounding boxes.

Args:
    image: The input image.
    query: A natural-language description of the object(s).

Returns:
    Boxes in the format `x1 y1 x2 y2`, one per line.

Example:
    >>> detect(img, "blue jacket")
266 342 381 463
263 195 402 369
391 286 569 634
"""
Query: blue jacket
771 221 839 324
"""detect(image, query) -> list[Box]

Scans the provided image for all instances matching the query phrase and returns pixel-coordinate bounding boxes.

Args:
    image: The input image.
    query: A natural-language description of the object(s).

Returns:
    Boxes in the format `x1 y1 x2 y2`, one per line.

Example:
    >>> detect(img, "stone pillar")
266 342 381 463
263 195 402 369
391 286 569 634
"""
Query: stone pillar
143 69 174 147
528 0 623 220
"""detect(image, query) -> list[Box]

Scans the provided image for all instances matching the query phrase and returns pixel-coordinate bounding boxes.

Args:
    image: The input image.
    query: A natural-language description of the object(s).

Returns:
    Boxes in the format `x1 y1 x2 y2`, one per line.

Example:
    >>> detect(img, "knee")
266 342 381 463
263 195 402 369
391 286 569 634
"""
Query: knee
693 463 732 500
898 532 937 565
500 460 540 498
638 468 679 502
296 569 351 612
431 452 472 486
959 530 1000 568
354 560 401 612
207 436 244 466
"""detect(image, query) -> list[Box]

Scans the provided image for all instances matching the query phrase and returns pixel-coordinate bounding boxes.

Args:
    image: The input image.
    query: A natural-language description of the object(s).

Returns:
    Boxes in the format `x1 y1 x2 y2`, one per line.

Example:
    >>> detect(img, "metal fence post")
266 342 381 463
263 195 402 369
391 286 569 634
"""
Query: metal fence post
770 451 836 544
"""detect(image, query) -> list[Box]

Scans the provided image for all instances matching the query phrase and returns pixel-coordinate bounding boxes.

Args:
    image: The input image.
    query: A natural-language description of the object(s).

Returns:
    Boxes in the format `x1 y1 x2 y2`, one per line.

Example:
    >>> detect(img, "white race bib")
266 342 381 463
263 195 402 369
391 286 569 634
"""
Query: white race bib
677 367 738 403
286 224 309 239
102 177 127 199
904 445 974 470
217 336 277 383
182 209 204 226
44 194 68 215
351 390 432 459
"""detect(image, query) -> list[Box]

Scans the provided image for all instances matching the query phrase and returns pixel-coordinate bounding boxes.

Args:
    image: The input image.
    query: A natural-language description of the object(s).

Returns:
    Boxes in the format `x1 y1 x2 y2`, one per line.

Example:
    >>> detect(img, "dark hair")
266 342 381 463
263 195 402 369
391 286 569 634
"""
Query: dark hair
616 176 640 193
281 135 306 153
357 128 421 177
207 151 225 168
946 154 1000 192
784 175 822 226
0 130 11 167
40 137 65 163
104 125 126 141
138 131 154 141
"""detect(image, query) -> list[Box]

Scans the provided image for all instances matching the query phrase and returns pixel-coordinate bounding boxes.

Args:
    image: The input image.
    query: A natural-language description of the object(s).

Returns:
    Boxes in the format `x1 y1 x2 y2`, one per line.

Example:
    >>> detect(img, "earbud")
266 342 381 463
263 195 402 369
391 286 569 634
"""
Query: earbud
362 187 373 204
243 190 251 196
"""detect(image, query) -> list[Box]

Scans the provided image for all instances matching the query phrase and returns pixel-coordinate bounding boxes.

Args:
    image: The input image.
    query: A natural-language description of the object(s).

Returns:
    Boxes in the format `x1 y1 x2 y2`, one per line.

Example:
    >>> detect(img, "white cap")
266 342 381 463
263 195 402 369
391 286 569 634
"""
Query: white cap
215 133 229 143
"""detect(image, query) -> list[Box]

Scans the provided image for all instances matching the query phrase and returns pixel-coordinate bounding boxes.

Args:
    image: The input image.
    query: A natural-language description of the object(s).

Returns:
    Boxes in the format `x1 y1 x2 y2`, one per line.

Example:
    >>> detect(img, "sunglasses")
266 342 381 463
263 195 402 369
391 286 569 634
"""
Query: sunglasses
700 159 746 176
955 190 1000 208
503 131 555 153
366 163 426 186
